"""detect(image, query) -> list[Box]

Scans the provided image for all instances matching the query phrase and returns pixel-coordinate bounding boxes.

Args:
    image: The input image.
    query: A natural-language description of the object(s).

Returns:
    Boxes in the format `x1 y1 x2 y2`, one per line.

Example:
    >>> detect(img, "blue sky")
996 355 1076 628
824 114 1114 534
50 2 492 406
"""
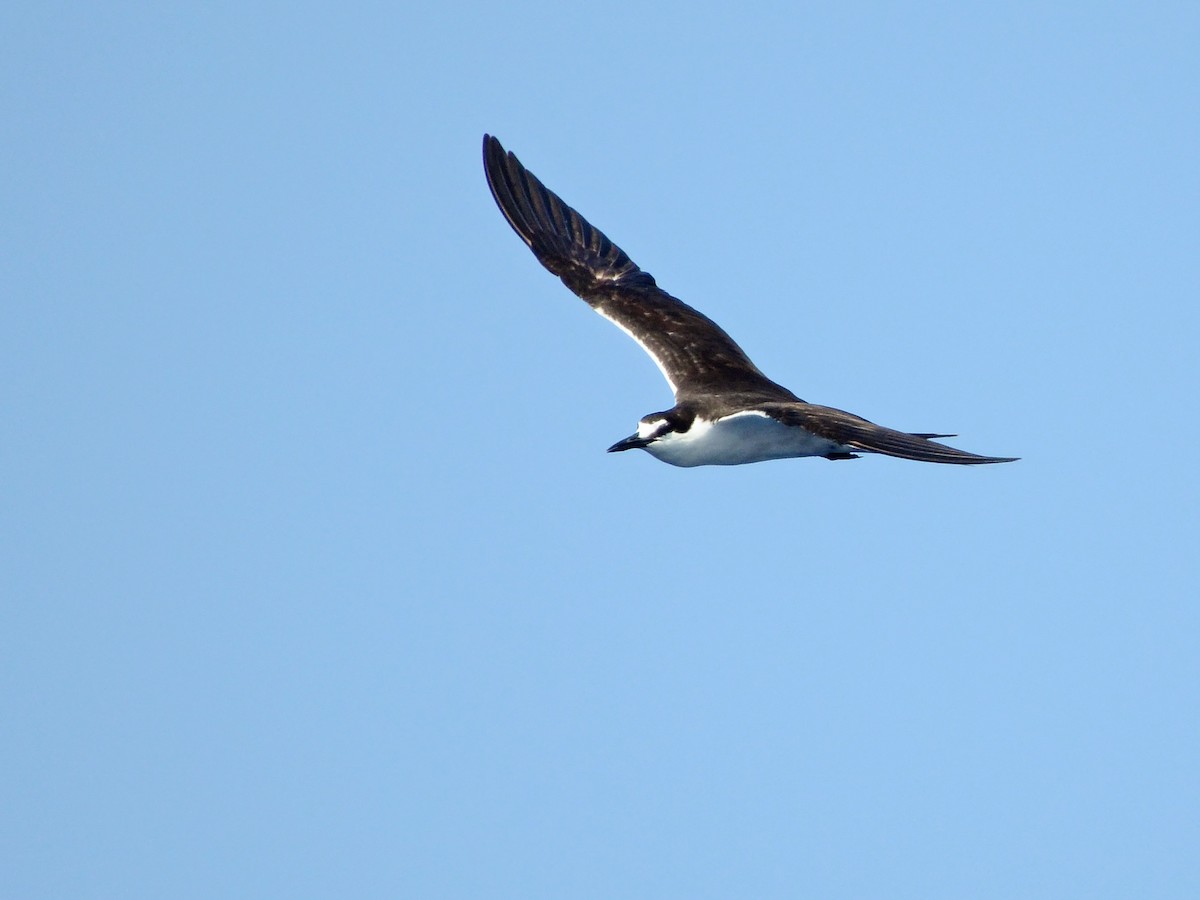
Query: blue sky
3 2 1198 897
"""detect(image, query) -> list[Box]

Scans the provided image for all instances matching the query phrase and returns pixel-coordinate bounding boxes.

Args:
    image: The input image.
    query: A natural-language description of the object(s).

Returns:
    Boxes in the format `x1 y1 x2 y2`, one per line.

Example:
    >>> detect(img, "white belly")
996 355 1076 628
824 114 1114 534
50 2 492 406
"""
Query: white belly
644 411 848 467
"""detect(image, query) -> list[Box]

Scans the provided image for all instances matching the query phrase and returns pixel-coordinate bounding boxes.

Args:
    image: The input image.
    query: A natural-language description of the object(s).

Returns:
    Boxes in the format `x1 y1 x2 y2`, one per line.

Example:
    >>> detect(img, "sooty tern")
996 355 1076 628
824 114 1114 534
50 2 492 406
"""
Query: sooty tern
483 134 1016 467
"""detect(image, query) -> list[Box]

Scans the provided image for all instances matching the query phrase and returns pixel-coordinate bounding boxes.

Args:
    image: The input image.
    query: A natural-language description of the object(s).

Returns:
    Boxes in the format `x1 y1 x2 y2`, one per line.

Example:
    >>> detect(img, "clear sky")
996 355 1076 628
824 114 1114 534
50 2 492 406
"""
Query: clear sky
4 2 1198 897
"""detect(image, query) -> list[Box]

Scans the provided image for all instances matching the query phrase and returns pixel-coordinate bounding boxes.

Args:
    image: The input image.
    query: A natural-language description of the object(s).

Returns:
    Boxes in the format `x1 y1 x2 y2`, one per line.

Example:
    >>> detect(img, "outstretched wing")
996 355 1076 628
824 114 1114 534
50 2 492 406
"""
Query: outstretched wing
483 134 796 402
766 403 1019 465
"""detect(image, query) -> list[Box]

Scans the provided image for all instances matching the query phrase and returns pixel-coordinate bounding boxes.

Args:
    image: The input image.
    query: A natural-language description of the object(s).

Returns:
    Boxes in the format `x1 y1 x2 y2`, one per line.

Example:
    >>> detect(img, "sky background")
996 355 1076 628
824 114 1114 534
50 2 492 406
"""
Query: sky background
3 2 1199 897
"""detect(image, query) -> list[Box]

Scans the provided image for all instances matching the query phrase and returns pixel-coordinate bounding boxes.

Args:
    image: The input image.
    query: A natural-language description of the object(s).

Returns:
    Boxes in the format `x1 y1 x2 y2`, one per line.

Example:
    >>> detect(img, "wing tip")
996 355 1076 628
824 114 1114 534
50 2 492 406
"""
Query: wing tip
481 134 654 295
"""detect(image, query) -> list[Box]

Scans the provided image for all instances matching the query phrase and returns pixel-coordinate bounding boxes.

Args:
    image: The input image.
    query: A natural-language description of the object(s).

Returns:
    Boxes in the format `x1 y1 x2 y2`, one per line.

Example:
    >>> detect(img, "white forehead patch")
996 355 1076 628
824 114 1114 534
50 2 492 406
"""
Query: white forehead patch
637 418 669 439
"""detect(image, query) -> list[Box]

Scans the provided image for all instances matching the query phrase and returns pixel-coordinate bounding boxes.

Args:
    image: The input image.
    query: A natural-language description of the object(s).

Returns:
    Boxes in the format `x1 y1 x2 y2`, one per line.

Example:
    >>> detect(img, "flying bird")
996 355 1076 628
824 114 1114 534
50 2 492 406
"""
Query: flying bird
483 134 1016 467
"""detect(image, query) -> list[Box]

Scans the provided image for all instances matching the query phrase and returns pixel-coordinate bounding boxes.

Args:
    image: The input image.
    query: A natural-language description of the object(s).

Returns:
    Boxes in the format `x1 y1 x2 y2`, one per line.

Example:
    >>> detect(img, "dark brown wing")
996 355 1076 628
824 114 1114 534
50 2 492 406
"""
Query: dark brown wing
483 135 796 401
764 403 1019 465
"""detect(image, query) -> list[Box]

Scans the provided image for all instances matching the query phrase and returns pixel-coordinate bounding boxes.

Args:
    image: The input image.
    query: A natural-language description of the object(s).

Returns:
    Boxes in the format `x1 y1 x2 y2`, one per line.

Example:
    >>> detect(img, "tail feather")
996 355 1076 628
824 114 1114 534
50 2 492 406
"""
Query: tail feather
770 403 1018 466
844 424 1017 465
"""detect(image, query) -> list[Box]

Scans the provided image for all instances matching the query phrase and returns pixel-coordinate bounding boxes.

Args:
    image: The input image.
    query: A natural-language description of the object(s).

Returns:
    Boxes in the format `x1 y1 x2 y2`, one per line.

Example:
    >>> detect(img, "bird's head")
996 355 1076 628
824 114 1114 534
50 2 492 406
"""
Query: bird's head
606 412 686 454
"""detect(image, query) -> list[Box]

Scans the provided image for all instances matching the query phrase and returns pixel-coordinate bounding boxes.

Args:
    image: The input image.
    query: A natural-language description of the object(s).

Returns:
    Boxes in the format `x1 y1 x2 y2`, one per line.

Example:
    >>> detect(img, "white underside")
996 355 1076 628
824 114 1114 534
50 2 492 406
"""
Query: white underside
643 410 851 467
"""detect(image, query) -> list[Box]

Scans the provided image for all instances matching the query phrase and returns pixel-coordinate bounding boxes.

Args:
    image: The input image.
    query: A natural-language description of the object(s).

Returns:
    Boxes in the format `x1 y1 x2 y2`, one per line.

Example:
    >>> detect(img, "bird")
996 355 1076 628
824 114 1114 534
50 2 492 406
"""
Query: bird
482 134 1016 467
